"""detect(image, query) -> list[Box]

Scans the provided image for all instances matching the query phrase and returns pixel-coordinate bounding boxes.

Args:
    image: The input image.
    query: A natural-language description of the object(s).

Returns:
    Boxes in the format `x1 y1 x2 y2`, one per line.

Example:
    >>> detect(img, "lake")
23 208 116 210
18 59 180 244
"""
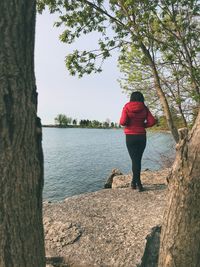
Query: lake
42 128 175 201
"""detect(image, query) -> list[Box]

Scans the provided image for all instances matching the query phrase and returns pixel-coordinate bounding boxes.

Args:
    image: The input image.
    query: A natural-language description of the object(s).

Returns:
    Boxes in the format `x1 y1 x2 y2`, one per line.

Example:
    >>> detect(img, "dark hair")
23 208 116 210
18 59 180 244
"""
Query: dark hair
130 91 144 102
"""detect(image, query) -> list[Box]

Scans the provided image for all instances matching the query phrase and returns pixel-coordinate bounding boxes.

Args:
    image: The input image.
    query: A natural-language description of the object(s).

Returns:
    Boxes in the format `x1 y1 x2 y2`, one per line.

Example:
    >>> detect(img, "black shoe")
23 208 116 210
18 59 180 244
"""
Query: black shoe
138 185 145 192
131 183 137 189
131 185 137 190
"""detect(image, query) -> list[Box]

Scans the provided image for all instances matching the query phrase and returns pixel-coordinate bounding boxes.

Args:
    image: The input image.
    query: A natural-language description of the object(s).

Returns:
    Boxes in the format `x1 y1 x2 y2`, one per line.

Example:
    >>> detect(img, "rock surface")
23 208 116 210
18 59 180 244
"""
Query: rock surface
44 169 169 267
111 168 169 189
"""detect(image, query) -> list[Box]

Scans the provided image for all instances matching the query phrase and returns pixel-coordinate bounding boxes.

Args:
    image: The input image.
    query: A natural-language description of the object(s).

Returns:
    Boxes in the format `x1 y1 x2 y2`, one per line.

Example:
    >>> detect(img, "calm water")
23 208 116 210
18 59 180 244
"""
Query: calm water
42 128 175 201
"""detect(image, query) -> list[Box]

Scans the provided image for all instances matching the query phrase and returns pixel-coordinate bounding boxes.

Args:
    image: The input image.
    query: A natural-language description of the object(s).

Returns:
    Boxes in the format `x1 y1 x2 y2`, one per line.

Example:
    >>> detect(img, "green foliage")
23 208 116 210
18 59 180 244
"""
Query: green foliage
118 40 199 123
158 1 200 94
37 0 200 91
37 0 124 76
72 119 77 125
37 0 200 80
79 119 112 128
54 114 72 126
37 0 161 76
37 0 200 131
155 116 168 130
54 115 119 128
37 0 200 95
154 113 186 131
117 0 200 126
118 44 159 112
91 120 101 127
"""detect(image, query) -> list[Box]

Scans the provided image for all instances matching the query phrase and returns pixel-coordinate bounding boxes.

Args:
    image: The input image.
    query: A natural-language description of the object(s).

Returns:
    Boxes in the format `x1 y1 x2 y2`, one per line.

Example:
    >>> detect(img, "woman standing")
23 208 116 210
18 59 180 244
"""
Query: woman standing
120 92 156 192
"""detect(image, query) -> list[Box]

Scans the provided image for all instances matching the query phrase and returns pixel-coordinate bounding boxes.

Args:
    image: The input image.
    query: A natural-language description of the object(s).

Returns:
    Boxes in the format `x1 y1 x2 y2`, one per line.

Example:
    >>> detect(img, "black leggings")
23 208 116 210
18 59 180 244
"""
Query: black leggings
126 134 146 186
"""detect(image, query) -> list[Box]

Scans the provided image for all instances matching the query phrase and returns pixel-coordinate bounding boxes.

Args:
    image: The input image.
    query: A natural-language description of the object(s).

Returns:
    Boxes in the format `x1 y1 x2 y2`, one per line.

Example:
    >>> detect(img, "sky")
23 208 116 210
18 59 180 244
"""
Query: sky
35 10 128 125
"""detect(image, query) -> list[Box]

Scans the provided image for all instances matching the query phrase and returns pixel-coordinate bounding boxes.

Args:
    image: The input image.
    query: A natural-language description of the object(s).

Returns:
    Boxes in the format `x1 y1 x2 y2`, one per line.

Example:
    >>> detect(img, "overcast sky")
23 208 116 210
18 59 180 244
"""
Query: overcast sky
35 10 128 125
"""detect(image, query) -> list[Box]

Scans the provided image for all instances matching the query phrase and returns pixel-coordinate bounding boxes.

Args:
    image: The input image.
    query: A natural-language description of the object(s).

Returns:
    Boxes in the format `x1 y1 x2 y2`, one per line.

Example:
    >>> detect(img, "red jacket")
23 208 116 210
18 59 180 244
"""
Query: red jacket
119 101 156 135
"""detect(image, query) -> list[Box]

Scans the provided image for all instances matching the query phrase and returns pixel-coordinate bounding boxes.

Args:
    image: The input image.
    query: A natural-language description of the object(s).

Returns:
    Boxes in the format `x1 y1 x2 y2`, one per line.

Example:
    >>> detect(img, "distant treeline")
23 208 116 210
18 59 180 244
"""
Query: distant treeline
46 114 121 129
43 113 188 131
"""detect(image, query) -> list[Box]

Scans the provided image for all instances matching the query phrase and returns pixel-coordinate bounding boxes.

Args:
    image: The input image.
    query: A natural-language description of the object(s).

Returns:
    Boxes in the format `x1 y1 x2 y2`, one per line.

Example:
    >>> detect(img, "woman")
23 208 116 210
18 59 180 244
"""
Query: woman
120 91 156 192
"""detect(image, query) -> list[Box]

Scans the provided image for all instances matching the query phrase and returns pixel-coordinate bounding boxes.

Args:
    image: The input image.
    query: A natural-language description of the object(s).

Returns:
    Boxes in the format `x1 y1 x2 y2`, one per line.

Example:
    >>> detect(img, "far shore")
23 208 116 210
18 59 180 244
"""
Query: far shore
42 124 171 132
42 124 121 129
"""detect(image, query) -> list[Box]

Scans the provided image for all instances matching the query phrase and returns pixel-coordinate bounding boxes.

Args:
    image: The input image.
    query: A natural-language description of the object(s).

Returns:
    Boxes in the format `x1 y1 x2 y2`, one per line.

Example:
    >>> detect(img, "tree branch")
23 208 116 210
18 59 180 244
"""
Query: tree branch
75 0 126 28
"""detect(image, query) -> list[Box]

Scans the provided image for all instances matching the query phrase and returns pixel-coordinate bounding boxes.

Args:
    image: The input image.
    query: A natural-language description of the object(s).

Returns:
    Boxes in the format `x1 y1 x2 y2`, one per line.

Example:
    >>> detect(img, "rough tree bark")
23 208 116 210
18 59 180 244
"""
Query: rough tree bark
0 1 45 267
158 110 200 267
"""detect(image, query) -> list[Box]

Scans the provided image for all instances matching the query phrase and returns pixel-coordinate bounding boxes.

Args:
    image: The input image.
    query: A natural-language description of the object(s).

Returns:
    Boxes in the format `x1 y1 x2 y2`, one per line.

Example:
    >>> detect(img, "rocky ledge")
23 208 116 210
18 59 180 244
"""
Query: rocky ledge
44 168 170 267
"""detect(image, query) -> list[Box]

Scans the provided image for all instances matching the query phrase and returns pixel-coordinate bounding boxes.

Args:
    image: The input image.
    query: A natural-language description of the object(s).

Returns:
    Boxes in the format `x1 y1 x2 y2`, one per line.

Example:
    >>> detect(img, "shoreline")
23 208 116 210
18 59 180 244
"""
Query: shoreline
42 124 121 129
42 125 171 133
43 168 171 203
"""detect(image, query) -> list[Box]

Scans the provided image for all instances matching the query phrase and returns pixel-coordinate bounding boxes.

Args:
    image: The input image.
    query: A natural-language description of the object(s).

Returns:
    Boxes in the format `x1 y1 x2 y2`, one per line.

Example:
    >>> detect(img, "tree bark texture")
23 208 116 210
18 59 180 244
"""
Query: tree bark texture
158 111 200 267
0 1 45 267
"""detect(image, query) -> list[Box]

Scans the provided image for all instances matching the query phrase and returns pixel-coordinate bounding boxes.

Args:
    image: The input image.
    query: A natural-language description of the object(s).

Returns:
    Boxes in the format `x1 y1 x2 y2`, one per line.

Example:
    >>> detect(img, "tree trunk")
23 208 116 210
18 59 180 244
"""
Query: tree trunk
140 42 179 143
0 1 45 267
158 110 200 267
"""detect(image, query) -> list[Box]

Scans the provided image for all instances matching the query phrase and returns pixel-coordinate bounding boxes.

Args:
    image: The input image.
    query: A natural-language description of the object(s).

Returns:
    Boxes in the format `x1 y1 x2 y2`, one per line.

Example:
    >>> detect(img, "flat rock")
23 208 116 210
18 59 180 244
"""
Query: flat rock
112 168 169 189
44 169 169 267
